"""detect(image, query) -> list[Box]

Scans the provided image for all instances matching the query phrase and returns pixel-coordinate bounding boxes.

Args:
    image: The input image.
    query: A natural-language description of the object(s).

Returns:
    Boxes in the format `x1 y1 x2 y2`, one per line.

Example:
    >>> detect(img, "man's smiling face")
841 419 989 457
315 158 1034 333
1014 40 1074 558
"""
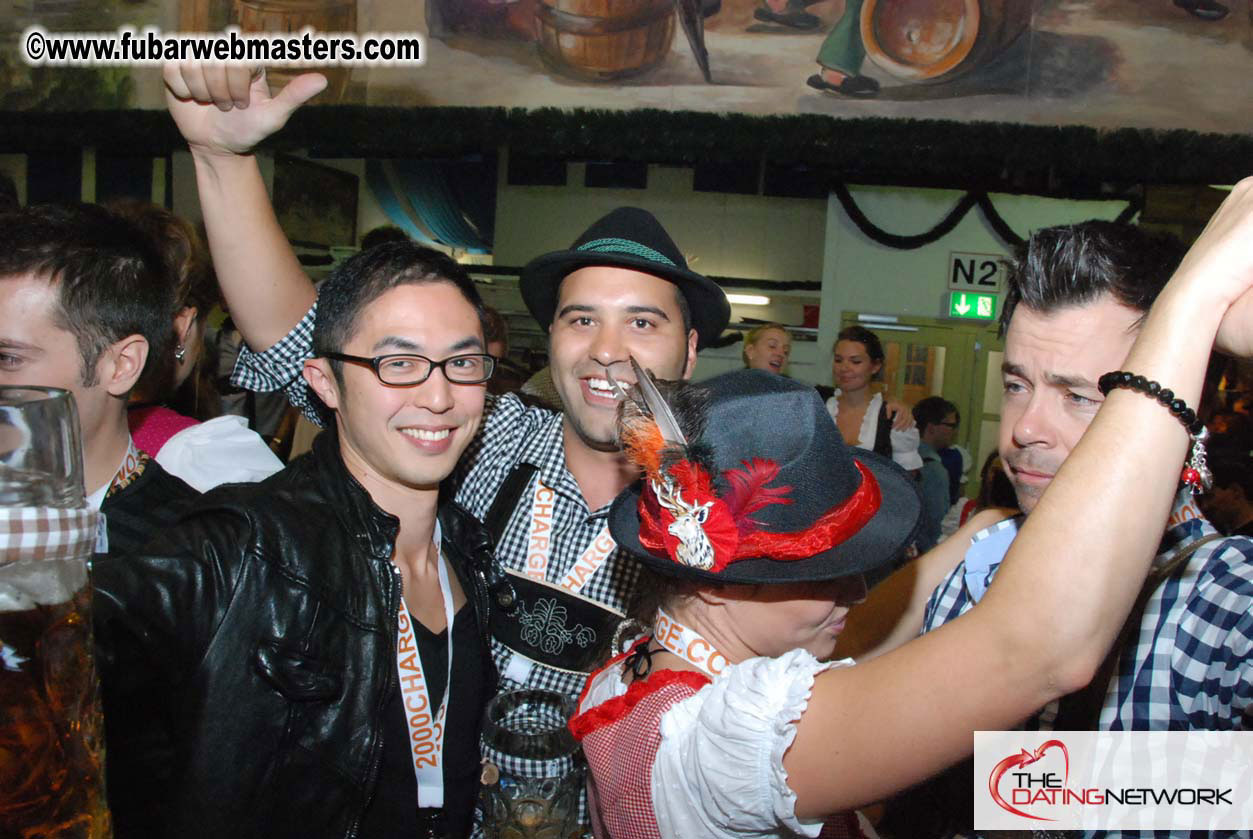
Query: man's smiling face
547 265 697 451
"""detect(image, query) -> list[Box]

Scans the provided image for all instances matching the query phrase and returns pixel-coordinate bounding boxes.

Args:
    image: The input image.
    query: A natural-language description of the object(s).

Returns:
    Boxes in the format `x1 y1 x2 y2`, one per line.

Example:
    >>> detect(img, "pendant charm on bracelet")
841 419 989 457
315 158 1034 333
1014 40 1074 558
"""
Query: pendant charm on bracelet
1181 425 1212 494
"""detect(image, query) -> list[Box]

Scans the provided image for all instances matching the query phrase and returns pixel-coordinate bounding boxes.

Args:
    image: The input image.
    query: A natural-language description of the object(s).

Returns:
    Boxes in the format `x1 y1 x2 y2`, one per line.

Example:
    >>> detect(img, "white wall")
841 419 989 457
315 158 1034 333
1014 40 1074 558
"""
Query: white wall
816 186 1134 475
493 179 1134 386
493 162 828 285
493 160 829 379
816 186 1133 357
163 157 1137 389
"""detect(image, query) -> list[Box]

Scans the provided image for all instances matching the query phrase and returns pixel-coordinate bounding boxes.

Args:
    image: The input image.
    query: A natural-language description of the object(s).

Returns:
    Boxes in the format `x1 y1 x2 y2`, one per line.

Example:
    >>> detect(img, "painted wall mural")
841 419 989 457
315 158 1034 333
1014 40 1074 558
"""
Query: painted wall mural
3 0 1250 135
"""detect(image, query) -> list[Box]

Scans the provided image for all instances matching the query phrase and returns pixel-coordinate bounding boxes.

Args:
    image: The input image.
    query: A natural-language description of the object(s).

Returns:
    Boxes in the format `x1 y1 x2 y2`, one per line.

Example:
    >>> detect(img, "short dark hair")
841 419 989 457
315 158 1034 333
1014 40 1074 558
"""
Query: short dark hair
913 396 958 433
0 203 171 387
359 224 411 252
835 325 885 364
672 285 693 338
107 199 219 400
1000 221 1186 335
312 242 487 386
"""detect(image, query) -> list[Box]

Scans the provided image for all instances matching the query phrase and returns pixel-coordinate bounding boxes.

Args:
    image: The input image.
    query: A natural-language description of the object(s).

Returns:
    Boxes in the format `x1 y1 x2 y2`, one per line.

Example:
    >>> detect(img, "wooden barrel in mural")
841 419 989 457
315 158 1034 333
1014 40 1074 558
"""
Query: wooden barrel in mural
234 0 356 101
535 0 676 81
860 0 1032 82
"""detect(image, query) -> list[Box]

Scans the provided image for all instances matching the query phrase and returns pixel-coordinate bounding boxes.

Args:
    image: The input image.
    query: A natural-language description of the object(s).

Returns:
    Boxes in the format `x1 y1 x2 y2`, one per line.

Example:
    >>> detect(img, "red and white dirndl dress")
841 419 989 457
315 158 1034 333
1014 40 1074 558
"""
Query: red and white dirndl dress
569 640 872 839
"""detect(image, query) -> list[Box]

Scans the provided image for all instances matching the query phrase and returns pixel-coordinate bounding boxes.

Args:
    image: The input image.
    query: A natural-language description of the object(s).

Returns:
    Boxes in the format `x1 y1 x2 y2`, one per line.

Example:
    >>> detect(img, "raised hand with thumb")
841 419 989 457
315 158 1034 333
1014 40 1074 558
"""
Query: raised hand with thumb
164 62 328 157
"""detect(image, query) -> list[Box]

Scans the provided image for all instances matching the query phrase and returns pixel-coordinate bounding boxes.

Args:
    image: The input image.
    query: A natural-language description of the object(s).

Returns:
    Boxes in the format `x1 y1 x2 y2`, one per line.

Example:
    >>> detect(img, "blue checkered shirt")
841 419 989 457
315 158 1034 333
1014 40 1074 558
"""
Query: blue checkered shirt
922 490 1253 838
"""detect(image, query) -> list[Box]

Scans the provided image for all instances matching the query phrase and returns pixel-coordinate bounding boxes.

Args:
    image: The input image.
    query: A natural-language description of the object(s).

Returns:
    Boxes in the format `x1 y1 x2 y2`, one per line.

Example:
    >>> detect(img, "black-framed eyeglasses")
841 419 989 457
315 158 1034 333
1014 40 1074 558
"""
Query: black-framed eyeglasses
323 352 496 385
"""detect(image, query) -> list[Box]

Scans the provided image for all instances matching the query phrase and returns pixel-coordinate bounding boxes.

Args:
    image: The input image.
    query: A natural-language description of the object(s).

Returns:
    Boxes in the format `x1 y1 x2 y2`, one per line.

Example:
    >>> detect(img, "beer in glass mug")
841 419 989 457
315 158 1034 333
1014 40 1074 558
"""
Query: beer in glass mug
0 386 110 839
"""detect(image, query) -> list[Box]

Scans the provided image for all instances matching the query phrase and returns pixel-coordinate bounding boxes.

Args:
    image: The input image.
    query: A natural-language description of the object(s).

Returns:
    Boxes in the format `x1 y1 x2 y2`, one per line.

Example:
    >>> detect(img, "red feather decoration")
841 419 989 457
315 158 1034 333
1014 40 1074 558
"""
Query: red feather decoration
720 458 793 536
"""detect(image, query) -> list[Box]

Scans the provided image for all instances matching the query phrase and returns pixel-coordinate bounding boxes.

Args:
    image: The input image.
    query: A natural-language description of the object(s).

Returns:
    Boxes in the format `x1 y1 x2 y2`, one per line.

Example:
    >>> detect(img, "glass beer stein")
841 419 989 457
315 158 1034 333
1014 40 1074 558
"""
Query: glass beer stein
0 386 111 839
479 689 587 839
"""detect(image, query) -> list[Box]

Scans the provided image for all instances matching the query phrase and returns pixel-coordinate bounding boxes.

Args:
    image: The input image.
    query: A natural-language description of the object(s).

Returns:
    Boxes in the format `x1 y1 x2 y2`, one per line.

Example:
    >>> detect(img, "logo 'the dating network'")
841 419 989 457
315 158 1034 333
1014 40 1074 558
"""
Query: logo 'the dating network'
975 731 1249 832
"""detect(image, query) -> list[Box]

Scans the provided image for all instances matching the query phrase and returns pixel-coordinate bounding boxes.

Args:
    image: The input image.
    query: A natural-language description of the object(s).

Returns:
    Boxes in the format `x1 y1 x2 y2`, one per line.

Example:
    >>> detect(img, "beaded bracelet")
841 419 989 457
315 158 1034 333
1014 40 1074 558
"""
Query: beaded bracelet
1098 371 1211 493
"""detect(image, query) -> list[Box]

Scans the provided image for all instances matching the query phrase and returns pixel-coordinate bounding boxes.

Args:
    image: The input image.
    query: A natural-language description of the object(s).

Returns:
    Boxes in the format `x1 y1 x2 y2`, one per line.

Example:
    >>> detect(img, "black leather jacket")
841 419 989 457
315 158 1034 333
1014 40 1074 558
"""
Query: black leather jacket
93 430 500 839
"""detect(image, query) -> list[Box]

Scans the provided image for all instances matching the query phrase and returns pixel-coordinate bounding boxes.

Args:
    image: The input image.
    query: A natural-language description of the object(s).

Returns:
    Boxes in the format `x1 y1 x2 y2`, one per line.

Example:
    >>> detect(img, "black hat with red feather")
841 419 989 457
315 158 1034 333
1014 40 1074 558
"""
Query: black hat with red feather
608 367 921 584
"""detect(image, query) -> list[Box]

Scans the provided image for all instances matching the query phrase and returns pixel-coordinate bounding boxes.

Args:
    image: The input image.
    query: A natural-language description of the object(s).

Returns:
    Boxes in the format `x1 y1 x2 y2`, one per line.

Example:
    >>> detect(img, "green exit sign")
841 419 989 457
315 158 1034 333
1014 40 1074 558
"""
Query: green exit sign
948 291 997 320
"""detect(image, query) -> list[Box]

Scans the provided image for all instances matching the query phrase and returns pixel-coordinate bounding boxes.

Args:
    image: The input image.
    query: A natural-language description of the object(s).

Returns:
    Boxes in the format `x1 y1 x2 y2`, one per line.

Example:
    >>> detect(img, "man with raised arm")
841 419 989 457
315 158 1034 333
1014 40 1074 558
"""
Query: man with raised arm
163 63 917 821
163 63 734 820
856 218 1253 839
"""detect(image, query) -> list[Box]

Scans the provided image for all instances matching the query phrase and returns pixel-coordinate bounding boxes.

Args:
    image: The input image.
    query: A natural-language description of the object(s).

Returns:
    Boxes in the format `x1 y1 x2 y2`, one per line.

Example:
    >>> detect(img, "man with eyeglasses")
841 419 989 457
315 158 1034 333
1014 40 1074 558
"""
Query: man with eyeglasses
159 60 744 831
91 243 502 839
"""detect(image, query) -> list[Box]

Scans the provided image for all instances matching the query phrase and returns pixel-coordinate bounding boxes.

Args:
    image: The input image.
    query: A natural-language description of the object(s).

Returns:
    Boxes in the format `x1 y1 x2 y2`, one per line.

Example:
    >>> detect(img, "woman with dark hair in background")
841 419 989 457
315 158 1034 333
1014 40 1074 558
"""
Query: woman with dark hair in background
110 200 282 491
826 325 921 471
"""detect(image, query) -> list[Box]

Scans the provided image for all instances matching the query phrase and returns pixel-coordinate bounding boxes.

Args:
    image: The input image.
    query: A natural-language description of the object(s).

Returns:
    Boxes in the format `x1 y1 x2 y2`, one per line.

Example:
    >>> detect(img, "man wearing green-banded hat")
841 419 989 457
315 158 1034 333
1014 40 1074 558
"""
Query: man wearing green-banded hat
519 207 730 459
161 58 735 827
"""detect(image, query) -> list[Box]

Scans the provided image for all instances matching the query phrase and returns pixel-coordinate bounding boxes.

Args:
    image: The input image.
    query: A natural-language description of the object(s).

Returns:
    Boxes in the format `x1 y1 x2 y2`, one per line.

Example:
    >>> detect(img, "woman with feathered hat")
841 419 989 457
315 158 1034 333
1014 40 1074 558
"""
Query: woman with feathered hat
568 178 1253 839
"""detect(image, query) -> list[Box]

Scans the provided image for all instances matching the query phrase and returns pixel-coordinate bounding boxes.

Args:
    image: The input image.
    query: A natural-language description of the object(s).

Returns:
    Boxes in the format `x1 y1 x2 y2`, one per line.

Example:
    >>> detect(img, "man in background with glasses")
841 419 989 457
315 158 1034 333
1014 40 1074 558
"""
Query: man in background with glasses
92 243 503 839
912 395 960 552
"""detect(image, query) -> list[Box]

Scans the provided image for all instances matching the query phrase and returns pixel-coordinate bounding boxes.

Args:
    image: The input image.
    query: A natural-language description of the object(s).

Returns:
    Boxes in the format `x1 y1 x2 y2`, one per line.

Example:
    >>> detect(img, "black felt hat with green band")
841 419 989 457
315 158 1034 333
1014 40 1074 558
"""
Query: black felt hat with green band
520 207 731 350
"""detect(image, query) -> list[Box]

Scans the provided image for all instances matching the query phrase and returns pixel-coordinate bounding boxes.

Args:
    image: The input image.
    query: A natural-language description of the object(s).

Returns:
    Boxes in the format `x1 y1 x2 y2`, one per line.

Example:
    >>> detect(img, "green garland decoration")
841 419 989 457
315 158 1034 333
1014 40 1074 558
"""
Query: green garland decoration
1 106 1250 190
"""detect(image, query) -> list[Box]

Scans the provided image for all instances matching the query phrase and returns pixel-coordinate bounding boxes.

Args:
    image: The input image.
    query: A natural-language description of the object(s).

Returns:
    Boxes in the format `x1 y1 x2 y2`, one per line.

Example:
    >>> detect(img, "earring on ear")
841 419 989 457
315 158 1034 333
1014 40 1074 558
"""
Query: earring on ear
175 344 187 363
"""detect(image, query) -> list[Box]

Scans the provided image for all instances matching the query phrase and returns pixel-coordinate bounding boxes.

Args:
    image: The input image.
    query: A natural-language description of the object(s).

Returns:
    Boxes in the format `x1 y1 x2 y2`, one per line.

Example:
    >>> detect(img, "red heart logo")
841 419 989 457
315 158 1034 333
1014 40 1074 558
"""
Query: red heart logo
988 739 1070 821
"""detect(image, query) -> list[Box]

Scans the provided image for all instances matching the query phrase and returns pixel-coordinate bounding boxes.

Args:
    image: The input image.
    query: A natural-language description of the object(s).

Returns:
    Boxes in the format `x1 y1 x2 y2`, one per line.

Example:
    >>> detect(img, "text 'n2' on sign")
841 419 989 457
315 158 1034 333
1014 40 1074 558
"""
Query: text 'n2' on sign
948 252 1007 294
949 291 997 320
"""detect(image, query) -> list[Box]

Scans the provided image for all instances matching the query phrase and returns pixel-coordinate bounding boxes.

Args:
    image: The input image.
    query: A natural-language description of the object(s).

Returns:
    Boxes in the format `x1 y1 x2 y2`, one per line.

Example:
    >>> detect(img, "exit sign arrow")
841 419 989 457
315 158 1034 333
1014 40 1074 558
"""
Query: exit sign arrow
948 291 997 320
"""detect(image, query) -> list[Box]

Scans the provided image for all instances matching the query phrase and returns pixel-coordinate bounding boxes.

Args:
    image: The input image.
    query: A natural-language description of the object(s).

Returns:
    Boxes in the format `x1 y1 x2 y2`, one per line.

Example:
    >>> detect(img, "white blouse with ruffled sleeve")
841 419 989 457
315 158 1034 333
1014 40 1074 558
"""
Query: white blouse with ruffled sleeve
825 391 923 471
651 649 850 838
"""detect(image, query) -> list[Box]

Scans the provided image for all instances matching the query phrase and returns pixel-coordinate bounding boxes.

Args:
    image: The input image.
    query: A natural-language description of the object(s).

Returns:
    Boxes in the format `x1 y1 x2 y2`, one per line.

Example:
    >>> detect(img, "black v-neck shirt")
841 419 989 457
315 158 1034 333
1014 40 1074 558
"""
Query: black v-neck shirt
358 603 485 838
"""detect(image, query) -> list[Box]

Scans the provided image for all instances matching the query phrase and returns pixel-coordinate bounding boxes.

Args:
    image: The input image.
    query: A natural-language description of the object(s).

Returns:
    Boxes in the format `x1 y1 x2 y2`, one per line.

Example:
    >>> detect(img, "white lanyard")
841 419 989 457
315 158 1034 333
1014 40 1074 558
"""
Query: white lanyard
525 478 616 594
394 542 455 809
654 607 729 678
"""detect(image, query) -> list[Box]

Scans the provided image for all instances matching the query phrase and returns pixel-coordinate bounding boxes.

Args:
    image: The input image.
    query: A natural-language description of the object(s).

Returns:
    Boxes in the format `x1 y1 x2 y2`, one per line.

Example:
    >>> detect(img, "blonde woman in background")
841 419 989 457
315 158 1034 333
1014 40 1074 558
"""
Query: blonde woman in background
742 323 792 374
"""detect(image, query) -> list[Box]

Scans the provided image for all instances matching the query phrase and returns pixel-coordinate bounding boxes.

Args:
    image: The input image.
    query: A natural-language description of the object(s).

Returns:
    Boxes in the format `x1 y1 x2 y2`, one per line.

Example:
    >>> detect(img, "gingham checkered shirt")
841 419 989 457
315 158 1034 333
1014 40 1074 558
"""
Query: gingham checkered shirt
922 490 1253 839
231 303 321 423
233 302 642 784
0 505 98 564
